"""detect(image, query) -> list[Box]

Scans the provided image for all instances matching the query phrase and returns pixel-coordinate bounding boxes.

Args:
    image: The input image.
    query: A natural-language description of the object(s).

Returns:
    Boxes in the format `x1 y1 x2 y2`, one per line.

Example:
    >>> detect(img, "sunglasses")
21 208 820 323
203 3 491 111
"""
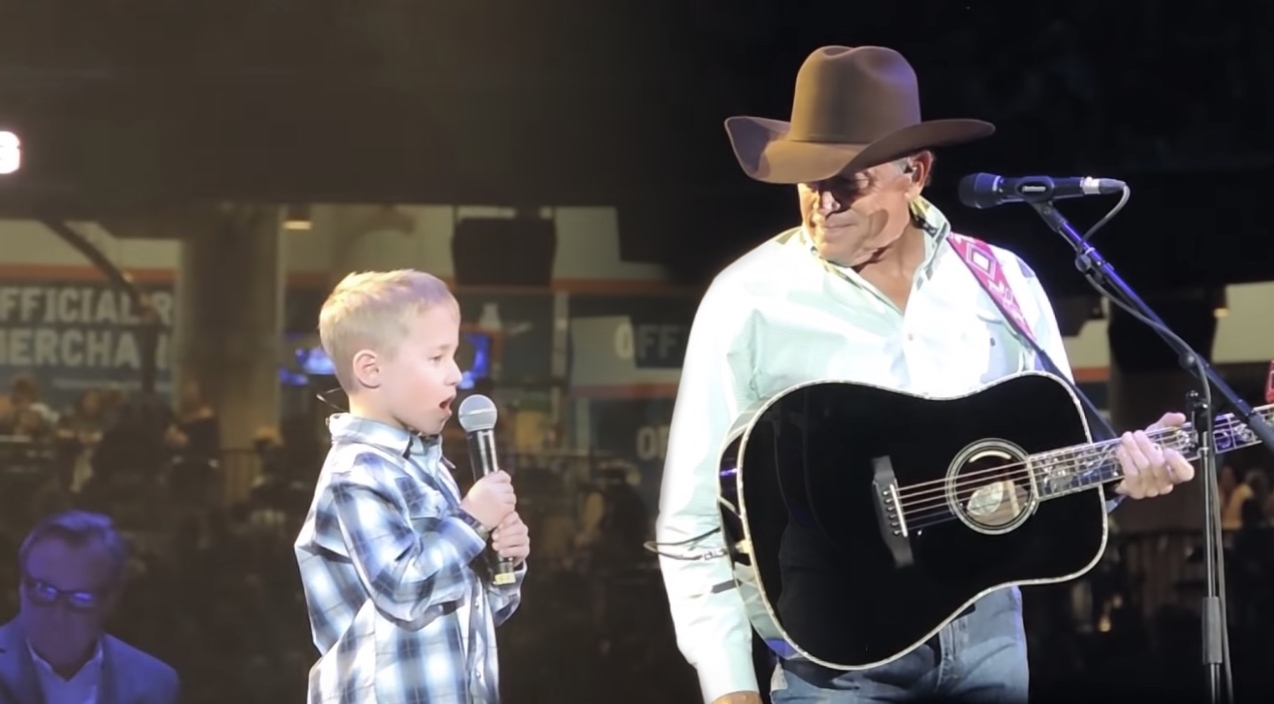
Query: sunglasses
23 578 106 611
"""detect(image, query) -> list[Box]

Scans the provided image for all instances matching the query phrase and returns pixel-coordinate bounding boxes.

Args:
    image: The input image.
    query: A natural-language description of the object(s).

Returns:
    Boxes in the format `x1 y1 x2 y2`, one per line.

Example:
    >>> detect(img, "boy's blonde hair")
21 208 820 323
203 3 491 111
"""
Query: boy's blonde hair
318 270 458 391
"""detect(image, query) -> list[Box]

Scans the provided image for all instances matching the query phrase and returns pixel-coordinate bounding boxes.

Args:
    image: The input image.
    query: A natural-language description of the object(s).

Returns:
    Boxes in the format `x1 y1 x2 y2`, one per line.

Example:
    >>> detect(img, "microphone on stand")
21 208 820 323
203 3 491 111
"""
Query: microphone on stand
958 172 1126 209
457 394 518 586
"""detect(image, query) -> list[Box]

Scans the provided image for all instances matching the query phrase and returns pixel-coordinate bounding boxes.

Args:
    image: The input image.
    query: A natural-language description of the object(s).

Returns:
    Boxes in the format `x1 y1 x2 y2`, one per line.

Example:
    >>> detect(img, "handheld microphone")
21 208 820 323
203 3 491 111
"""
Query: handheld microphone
958 172 1126 210
457 394 517 586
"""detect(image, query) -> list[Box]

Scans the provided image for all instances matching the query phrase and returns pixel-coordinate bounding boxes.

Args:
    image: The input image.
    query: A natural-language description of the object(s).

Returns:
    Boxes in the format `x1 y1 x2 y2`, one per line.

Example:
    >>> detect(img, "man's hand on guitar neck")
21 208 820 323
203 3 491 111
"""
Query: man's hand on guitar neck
711 692 763 704
1113 412 1197 499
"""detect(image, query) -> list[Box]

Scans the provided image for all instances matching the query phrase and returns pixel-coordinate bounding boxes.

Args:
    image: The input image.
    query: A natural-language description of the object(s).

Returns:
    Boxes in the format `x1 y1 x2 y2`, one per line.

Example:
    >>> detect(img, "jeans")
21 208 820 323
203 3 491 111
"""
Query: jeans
769 588 1029 704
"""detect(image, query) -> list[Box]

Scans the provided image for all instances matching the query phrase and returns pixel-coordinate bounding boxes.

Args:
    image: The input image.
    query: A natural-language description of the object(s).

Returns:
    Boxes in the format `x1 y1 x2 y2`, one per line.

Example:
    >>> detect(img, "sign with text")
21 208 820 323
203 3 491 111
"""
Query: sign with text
569 316 683 390
568 294 699 394
623 320 692 369
570 294 699 370
0 281 174 410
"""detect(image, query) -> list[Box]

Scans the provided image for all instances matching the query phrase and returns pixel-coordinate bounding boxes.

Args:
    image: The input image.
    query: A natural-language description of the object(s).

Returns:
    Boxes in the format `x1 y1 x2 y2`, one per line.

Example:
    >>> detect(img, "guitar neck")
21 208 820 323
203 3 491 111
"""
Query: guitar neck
1031 404 1274 500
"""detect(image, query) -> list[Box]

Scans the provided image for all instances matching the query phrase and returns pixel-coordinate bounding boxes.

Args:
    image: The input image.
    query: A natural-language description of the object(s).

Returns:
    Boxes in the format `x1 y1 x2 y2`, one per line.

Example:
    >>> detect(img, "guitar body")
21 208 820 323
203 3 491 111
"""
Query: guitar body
717 371 1109 671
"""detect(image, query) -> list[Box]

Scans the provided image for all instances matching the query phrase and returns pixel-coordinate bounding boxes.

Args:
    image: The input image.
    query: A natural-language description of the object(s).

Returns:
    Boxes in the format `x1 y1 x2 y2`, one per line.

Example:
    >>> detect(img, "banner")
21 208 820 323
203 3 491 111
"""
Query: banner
570 294 699 369
0 281 174 411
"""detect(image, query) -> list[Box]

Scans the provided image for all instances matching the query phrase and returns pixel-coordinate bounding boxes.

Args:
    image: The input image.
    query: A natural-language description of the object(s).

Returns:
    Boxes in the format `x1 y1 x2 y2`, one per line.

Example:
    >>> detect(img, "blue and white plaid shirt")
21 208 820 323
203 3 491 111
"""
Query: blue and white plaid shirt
295 414 525 703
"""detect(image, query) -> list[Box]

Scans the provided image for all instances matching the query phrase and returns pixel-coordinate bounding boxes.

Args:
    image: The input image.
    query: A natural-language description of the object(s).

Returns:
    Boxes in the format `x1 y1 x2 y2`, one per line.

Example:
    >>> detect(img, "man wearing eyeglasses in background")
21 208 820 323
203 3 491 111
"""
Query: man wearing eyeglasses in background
0 510 179 704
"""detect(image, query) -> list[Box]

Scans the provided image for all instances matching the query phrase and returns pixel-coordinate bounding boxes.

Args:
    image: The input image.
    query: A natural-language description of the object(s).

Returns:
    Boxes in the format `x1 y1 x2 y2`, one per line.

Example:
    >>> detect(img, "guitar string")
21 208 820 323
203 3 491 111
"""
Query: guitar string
901 431 1151 530
894 416 1269 530
898 446 1132 528
894 431 1195 521
742 408 1270 538
905 504 1017 532
892 411 1269 505
894 425 1186 505
891 413 1267 519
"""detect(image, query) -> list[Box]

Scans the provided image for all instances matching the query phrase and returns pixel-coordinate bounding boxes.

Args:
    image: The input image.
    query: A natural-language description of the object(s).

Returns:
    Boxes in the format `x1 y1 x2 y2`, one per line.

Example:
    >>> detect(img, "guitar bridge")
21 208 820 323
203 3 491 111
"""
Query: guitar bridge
871 456 914 569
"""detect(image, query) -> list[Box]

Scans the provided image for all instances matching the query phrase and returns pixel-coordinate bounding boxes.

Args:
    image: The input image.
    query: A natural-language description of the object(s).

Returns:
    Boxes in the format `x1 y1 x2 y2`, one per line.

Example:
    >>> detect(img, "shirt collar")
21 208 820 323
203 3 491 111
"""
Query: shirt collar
27 639 103 681
327 413 442 463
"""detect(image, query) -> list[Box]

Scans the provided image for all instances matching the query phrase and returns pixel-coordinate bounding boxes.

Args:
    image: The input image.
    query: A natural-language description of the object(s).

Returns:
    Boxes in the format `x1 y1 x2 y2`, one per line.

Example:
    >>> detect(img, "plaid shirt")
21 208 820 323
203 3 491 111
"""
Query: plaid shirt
295 414 525 703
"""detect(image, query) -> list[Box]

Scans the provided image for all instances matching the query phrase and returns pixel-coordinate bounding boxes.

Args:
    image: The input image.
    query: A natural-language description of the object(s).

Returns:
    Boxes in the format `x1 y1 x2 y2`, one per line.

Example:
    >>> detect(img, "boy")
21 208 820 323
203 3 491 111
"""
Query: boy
295 270 530 704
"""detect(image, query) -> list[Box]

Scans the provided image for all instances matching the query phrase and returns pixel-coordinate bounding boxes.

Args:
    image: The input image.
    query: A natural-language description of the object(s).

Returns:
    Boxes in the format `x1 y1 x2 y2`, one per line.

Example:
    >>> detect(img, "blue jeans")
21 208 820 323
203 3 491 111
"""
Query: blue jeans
769 588 1029 704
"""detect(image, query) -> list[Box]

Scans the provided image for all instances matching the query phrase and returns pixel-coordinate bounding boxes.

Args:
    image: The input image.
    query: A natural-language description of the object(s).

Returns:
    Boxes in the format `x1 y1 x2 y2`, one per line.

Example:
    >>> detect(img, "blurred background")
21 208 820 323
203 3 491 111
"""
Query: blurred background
0 0 1272 702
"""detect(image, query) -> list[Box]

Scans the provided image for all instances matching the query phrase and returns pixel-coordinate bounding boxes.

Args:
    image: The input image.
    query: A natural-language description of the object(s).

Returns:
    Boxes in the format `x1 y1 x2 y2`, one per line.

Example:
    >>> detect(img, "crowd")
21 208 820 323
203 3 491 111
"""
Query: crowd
0 372 695 703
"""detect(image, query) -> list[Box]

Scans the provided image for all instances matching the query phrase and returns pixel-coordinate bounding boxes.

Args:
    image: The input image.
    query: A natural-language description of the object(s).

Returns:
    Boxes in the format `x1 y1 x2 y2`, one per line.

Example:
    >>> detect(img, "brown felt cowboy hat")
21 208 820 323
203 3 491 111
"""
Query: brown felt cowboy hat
725 46 995 184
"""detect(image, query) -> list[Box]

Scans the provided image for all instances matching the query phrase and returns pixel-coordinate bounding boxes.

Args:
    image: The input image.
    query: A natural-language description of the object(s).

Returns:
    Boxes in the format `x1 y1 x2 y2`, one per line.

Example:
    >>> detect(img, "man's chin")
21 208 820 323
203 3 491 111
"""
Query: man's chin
814 239 854 261
813 227 858 248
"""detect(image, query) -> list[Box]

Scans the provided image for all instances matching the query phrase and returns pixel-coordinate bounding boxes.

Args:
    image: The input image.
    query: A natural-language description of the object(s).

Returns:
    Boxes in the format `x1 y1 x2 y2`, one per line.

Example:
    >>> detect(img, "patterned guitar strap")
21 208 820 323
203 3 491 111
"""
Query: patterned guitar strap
946 233 1115 443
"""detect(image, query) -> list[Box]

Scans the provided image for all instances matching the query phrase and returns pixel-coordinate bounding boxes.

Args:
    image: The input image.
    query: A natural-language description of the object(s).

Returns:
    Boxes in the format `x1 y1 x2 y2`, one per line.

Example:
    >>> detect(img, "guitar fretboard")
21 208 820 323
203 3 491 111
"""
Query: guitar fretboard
1030 405 1274 499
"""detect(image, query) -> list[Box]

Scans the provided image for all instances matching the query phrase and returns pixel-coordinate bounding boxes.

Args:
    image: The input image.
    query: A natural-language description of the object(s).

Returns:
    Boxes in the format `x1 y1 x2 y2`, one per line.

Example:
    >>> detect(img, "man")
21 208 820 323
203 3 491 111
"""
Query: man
0 510 179 704
655 45 1195 704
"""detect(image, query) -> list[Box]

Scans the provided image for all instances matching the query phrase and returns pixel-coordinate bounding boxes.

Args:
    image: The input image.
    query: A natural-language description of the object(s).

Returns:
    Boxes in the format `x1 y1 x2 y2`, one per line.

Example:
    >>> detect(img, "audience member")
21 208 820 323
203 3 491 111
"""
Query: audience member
0 510 179 704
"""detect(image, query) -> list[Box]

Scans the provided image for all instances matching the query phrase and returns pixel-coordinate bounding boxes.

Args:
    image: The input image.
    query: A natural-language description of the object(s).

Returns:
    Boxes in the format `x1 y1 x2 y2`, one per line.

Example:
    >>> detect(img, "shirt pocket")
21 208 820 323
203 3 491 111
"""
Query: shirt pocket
395 475 445 531
967 307 1027 383
752 311 896 395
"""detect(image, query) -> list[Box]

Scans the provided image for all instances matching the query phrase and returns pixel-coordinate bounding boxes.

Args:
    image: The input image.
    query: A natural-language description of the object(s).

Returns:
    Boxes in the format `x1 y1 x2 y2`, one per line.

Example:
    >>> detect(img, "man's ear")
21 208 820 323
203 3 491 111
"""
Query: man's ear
904 171 921 200
910 150 935 194
351 349 382 389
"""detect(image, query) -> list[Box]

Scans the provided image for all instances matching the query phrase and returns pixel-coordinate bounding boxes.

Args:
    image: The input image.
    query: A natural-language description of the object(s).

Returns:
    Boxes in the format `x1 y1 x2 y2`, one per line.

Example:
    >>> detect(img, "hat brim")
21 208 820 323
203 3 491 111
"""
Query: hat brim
724 115 996 184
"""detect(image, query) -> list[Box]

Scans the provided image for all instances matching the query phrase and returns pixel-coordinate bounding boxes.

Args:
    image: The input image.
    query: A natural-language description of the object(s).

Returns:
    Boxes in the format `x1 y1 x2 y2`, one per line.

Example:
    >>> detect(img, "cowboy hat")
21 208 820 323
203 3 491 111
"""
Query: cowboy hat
725 46 995 184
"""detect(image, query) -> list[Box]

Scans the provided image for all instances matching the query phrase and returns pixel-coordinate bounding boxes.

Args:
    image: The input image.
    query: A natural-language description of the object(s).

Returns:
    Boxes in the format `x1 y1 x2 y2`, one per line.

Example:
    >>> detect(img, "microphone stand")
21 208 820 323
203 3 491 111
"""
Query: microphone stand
1029 199 1274 704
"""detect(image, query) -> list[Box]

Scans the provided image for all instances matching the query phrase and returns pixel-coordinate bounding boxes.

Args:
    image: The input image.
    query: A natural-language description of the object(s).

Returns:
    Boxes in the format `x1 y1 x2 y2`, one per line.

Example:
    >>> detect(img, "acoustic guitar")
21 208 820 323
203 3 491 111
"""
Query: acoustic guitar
716 371 1272 671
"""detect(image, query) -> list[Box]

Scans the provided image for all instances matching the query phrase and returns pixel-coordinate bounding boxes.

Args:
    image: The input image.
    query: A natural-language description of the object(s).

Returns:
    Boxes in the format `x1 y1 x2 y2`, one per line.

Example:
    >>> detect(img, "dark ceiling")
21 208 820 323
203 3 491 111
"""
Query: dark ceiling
1 0 1271 291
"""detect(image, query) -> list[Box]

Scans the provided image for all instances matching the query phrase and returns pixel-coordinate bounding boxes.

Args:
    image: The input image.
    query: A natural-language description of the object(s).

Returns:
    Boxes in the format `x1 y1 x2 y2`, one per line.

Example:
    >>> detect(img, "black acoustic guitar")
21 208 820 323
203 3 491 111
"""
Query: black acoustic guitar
716 371 1272 671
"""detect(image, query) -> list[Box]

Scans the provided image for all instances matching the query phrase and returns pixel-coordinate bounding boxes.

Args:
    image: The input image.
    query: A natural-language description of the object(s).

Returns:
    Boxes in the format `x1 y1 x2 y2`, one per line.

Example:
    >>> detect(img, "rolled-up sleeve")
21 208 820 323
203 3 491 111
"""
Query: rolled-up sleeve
656 282 762 702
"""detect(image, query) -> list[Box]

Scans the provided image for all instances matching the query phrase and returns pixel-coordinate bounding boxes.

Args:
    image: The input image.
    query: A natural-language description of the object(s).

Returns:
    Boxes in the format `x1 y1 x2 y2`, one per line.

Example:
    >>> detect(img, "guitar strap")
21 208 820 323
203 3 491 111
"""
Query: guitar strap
946 232 1116 443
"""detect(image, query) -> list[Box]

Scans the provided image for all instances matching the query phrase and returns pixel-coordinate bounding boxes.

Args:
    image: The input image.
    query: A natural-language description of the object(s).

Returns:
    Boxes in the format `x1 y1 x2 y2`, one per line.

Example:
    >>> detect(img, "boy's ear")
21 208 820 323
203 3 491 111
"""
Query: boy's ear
351 349 382 388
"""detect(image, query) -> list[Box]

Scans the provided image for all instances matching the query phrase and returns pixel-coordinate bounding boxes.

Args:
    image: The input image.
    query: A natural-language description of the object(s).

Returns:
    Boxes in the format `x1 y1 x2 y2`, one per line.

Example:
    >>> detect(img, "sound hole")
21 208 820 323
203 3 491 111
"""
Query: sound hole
946 440 1037 535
